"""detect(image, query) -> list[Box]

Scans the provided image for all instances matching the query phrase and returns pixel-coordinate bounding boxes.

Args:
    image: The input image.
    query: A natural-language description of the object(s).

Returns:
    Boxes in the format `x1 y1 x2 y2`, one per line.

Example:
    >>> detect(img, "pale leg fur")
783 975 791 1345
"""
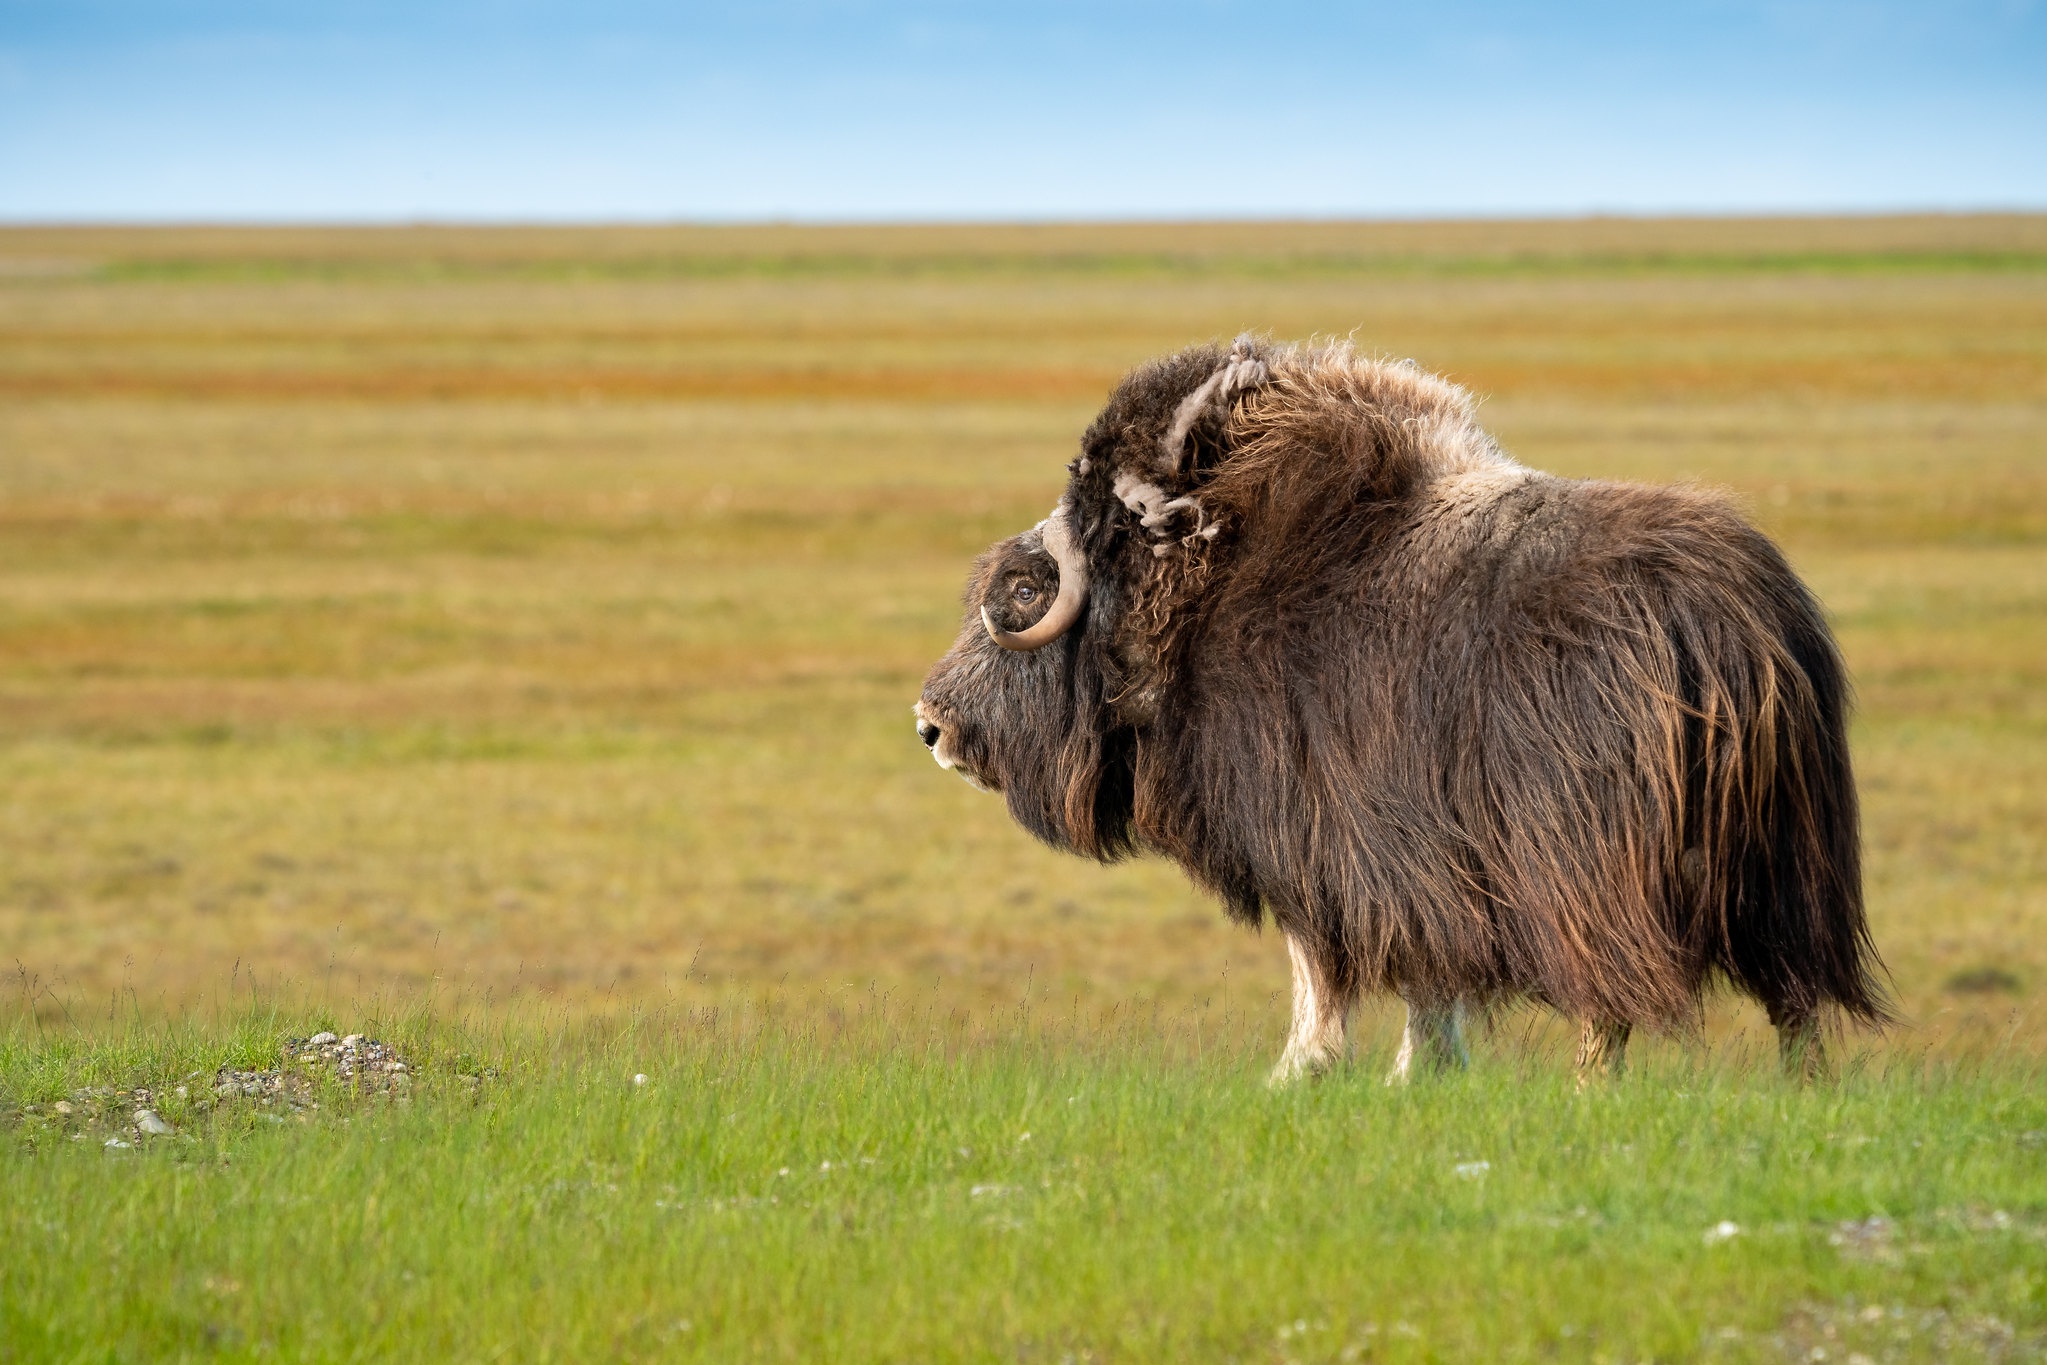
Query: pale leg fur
1384 999 1470 1086
1268 934 1354 1086
1773 1009 1828 1083
1574 1019 1631 1090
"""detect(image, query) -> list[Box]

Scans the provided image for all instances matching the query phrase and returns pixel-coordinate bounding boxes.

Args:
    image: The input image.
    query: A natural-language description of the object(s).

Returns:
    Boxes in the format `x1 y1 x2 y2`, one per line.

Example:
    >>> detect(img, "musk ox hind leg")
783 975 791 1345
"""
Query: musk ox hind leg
1384 999 1470 1086
1574 1019 1632 1090
1768 1002 1830 1083
1268 934 1357 1087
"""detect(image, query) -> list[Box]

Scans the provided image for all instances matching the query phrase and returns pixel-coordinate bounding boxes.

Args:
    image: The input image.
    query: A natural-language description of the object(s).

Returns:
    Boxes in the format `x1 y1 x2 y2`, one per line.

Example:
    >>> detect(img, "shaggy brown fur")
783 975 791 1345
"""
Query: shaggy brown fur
918 339 1892 1078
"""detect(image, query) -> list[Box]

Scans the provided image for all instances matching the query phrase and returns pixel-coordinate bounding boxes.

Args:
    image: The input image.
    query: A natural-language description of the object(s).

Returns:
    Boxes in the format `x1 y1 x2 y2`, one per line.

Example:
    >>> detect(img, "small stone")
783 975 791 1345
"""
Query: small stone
633 1073 649 1086
104 1138 131 1150
340 1034 364 1048
307 1032 338 1046
135 1109 173 1136
387 1061 408 1073
53 1101 73 1116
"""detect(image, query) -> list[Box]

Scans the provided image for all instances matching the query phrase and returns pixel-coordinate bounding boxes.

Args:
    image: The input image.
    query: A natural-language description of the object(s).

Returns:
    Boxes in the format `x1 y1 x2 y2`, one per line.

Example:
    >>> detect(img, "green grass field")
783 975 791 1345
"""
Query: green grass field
2 217 2044 1359
5 1007 2047 1363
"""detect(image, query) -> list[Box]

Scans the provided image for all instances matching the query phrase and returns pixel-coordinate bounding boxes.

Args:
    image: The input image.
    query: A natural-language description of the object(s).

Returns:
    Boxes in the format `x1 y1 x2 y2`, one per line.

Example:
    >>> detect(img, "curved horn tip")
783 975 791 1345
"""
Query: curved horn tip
982 597 1083 651
980 604 1056 651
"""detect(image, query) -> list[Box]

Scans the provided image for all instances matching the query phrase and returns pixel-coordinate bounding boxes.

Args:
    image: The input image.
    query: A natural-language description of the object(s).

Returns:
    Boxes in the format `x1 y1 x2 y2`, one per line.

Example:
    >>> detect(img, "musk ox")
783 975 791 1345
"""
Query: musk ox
915 337 1891 1085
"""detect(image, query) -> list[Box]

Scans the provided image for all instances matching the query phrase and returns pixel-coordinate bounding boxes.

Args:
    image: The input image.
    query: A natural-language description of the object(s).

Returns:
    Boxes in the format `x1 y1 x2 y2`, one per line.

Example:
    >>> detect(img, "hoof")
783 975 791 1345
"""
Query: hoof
1268 1051 1334 1088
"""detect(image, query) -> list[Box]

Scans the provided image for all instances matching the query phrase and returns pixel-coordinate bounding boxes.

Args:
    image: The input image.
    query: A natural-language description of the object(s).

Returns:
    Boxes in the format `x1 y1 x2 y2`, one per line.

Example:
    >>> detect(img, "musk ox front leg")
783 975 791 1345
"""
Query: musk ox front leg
1384 1000 1470 1085
1574 1019 1632 1089
1269 934 1356 1086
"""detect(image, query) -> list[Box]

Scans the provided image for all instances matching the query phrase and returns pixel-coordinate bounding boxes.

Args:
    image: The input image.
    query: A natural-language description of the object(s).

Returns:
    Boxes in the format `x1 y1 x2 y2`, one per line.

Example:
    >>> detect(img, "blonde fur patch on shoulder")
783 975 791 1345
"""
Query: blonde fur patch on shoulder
1218 341 1518 500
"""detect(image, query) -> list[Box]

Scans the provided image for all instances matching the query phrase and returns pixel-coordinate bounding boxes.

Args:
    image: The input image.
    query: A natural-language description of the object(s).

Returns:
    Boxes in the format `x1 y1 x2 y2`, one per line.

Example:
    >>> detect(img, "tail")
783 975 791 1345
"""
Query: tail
1681 549 1895 1030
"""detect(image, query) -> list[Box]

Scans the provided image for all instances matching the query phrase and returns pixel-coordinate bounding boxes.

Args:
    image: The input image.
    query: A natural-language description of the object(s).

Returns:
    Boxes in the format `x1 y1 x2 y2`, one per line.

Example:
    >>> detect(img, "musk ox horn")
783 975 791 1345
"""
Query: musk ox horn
982 508 1089 651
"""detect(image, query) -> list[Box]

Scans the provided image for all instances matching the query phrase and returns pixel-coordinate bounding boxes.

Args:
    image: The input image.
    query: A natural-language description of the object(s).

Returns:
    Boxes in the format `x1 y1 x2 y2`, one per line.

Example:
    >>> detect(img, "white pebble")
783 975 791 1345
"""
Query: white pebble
633 1073 649 1086
135 1110 173 1136
1704 1220 1742 1244
307 1032 338 1047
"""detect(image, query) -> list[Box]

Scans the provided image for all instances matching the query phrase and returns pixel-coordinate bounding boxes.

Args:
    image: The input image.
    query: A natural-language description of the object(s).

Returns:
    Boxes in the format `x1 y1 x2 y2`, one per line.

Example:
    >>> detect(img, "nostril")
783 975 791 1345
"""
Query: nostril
917 721 941 748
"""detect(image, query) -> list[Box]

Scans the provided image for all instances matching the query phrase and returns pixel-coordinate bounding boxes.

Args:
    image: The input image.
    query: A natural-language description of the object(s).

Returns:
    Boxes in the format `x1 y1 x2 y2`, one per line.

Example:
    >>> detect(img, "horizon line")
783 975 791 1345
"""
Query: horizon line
5 206 2047 233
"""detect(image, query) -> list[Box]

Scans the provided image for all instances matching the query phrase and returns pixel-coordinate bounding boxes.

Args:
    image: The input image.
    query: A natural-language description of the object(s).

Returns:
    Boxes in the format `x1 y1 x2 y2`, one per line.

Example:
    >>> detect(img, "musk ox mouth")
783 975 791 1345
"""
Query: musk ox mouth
912 701 997 793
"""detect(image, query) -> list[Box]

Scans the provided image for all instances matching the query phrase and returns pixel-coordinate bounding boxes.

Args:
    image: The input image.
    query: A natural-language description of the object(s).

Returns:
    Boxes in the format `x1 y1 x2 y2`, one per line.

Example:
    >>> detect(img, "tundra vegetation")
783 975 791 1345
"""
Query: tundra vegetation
1 217 2044 1360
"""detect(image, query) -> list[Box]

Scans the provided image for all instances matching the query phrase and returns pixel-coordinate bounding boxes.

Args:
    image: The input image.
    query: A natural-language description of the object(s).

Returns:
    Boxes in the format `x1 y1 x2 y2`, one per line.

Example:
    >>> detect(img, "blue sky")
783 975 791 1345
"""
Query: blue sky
1 1 2042 221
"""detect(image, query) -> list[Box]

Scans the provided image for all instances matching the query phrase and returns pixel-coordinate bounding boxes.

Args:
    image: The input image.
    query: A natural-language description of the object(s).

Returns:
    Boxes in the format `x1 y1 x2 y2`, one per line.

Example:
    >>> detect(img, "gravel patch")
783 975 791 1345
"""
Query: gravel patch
1760 1300 2043 1362
275 1030 412 1092
9 1030 416 1146
17 1084 198 1146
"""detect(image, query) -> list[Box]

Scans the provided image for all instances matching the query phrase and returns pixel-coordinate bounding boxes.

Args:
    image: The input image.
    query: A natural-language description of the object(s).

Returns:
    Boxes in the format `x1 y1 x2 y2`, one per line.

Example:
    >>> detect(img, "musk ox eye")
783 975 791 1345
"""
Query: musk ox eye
1014 584 1037 604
